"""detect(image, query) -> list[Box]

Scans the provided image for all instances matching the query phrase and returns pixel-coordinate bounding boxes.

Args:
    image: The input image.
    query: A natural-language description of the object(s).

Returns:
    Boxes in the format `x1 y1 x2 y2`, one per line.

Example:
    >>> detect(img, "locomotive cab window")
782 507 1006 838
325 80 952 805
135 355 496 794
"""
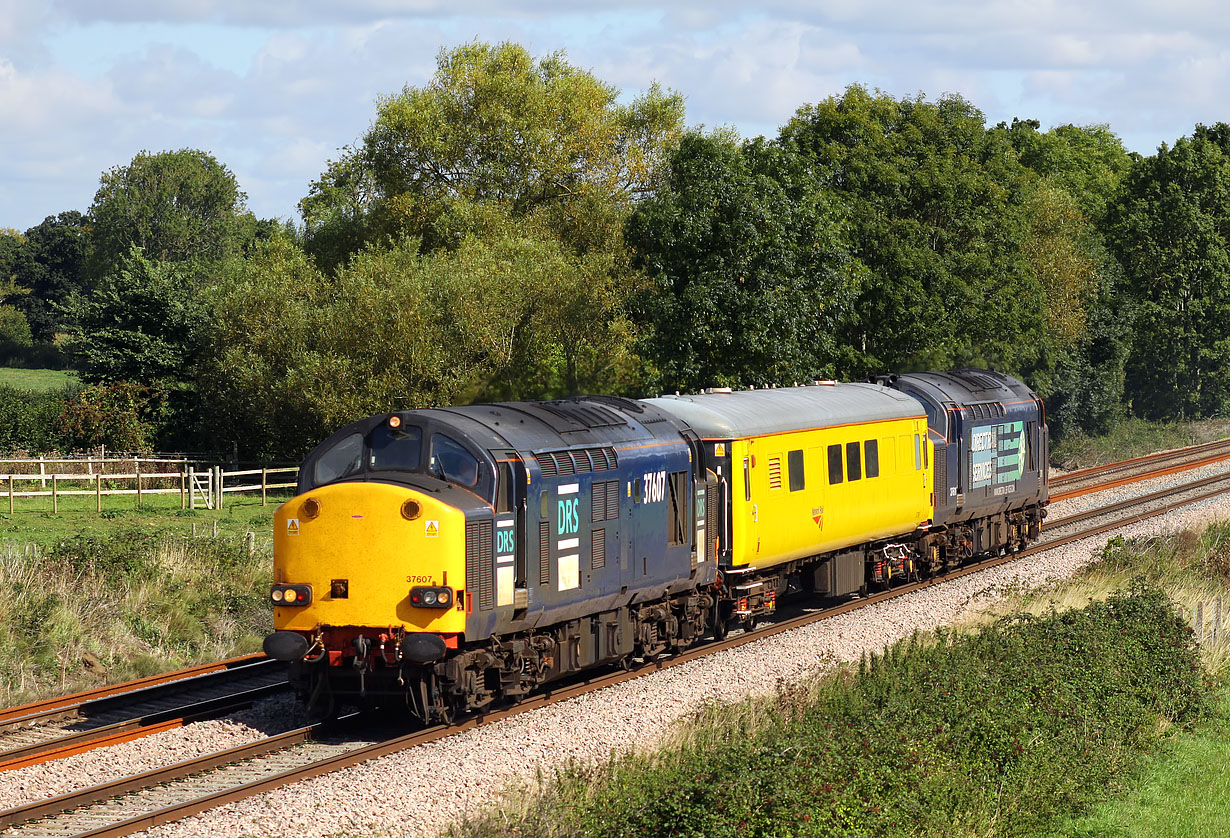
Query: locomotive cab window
368 424 423 471
827 444 843 484
430 434 480 489
495 462 515 513
313 433 364 485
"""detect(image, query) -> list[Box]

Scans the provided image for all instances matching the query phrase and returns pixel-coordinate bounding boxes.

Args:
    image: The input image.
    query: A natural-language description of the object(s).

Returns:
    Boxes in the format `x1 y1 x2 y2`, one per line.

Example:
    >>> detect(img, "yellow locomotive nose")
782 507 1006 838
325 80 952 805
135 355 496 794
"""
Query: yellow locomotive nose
271 482 467 637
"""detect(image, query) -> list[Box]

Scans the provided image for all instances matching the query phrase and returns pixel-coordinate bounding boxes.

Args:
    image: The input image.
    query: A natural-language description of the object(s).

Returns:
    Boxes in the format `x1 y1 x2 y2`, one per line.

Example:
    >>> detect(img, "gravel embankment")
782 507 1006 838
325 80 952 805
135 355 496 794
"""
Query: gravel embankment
13 461 1230 838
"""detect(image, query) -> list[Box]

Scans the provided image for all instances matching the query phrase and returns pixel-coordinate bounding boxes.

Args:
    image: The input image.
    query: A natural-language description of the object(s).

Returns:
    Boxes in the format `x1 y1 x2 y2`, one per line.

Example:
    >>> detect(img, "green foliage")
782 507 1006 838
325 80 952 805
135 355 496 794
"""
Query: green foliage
458 586 1209 838
201 225 636 457
57 381 162 452
0 384 70 452
302 41 685 271
61 248 201 387
0 305 32 346
1106 124 1230 420
779 86 1048 378
87 149 252 279
626 132 861 392
8 212 89 341
996 119 1133 222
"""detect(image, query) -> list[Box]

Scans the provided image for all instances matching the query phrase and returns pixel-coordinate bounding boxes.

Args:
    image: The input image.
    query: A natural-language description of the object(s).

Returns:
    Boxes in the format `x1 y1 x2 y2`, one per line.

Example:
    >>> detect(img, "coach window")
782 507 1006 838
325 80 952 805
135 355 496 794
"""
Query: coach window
743 457 752 501
864 439 879 478
313 433 363 486
914 434 922 470
788 449 805 492
846 441 862 481
431 434 480 488
827 444 843 484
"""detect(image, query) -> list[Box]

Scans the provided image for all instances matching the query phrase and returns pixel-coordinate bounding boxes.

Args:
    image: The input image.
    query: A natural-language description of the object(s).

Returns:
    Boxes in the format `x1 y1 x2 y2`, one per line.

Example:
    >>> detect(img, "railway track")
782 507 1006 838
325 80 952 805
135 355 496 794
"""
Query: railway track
0 656 288 773
1050 436 1230 501
4 441 1230 837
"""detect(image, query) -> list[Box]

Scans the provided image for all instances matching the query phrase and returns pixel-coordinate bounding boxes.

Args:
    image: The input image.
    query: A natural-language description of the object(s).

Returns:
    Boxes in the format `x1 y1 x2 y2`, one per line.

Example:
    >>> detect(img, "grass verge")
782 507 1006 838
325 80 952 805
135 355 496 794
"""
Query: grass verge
0 529 272 706
0 367 78 392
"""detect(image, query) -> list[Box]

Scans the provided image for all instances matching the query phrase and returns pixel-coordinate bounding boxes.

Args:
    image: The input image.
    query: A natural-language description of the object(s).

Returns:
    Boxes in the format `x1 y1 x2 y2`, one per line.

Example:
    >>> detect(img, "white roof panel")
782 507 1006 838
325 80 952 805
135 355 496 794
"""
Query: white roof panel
643 383 924 439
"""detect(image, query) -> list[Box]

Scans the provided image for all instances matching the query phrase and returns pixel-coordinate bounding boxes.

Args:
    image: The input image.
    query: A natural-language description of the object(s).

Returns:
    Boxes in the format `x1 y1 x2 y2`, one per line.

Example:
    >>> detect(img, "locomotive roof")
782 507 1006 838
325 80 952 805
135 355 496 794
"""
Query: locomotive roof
884 369 1037 408
643 383 924 440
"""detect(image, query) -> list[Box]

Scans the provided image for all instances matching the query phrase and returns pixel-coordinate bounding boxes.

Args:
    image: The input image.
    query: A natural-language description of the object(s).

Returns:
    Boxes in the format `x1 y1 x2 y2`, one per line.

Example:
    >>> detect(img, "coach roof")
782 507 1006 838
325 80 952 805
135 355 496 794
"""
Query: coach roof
643 383 925 440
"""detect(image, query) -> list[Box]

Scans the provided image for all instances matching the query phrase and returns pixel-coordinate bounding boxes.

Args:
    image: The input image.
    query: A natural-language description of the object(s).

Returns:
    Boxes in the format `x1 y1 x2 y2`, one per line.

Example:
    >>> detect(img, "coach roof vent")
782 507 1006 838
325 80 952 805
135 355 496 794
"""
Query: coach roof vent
541 400 627 429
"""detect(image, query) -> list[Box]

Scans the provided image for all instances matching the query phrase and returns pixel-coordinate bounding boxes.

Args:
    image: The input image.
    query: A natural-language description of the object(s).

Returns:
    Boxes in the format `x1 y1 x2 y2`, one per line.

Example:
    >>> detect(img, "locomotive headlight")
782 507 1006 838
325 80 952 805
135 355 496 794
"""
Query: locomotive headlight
270 584 312 606
283 589 297 603
301 497 321 520
271 589 284 602
408 586 453 608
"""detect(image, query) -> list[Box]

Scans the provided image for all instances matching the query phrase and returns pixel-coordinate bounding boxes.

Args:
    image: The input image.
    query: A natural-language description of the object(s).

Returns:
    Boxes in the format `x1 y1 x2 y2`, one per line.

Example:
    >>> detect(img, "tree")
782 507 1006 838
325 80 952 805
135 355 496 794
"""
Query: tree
198 226 638 458
626 132 861 391
87 149 251 278
61 248 200 387
1106 125 1230 419
10 212 88 341
996 119 1133 222
300 41 685 270
779 86 1047 378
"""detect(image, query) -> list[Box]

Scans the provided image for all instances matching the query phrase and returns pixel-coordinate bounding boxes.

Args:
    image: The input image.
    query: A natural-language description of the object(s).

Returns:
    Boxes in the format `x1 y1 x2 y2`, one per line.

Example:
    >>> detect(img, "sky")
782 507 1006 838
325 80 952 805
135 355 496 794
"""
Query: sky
2 1 1227 231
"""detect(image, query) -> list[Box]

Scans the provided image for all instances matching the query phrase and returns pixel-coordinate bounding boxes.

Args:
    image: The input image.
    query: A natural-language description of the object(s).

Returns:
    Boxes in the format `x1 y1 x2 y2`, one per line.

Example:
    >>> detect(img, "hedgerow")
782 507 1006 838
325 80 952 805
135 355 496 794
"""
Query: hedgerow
460 583 1209 838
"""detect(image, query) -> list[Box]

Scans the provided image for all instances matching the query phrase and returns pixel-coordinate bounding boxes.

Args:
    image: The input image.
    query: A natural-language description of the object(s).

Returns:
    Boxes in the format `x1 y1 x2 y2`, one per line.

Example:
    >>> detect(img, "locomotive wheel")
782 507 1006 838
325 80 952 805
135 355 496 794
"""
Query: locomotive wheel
713 599 730 640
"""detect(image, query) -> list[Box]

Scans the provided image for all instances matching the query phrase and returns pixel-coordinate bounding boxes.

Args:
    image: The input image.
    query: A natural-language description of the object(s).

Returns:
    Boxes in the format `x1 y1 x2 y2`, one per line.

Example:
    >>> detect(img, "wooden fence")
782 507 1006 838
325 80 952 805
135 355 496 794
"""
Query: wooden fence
0 457 298 513
1190 598 1225 645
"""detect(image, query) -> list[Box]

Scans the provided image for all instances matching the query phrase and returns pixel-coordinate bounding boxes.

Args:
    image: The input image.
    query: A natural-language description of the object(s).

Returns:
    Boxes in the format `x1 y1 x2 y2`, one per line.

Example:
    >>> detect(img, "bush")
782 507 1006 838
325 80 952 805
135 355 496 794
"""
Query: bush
0 384 70 452
459 584 1210 838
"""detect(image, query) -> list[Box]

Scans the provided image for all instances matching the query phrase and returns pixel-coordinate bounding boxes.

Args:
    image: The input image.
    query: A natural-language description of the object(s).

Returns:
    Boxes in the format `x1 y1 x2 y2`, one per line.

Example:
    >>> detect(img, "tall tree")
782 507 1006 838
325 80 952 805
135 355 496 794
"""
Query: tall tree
779 86 1047 378
1106 124 1230 419
626 132 861 391
87 149 251 278
300 41 685 271
10 212 88 341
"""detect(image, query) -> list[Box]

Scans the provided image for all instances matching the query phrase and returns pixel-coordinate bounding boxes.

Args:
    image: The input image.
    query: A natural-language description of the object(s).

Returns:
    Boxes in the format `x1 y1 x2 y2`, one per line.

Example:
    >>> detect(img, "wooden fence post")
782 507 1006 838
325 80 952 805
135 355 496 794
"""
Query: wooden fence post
188 466 195 510
180 467 186 510
7 475 12 514
215 466 223 510
96 473 102 513
135 460 143 509
261 467 268 506
52 474 58 514
38 455 46 490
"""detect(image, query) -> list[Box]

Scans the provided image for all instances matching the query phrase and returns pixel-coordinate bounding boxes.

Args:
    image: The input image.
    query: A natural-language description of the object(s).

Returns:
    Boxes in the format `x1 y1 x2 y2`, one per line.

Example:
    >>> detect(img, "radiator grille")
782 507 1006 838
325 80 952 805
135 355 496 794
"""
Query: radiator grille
934 455 948 506
535 447 618 477
477 520 494 611
591 527 606 569
465 522 480 605
705 484 719 556
538 520 550 585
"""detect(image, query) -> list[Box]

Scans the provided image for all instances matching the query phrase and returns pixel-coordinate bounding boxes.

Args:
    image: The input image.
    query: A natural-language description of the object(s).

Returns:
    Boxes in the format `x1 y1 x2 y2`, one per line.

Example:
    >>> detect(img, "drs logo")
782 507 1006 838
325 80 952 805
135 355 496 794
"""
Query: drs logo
557 498 580 535
496 529 516 554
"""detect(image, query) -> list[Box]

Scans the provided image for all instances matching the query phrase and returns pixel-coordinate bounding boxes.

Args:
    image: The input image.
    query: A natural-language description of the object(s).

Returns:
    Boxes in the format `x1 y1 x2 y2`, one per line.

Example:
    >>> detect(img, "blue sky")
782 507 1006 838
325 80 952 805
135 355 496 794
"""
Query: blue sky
2 1 1227 230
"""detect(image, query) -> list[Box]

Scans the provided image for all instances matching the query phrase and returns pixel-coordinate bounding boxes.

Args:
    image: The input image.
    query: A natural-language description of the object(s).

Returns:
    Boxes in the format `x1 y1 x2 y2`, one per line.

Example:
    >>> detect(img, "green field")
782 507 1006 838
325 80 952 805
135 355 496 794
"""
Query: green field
0 367 79 392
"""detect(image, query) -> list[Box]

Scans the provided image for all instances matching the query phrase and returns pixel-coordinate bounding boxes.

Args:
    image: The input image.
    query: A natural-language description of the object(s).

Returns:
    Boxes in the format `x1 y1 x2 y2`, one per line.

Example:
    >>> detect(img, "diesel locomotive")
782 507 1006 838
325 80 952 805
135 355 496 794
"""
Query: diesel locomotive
263 369 1048 722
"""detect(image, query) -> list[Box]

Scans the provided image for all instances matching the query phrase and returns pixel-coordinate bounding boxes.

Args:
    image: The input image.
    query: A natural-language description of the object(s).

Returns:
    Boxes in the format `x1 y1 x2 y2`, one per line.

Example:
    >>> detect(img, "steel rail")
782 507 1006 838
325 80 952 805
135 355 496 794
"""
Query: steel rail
1051 438 1230 491
0 654 268 727
1050 447 1230 502
0 682 289 773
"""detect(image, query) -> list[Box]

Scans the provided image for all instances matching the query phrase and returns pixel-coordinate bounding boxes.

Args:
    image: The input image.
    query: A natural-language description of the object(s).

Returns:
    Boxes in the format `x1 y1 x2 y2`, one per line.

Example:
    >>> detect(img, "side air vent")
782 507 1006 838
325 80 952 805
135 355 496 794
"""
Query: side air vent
538 521 550 586
592 480 621 522
465 522 480 604
477 521 494 611
535 447 618 477
591 528 606 569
